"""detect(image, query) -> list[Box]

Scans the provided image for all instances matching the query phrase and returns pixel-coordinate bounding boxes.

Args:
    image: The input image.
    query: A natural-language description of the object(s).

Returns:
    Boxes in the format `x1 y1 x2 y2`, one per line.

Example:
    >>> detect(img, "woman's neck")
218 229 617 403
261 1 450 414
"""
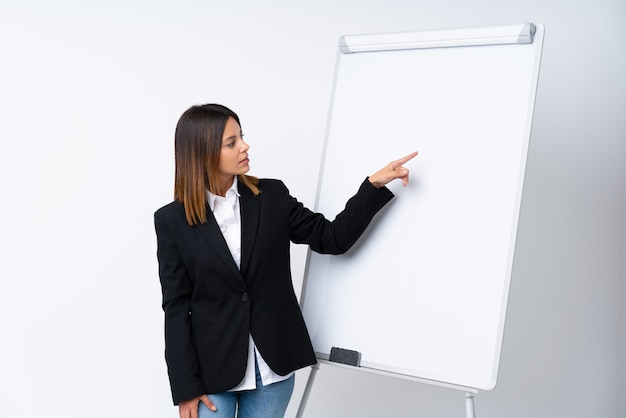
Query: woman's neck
217 175 235 197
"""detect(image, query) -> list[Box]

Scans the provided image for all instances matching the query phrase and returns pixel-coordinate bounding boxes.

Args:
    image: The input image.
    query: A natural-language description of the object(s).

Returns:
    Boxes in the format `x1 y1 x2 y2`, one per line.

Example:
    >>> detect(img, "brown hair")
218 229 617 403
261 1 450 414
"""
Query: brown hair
174 104 259 225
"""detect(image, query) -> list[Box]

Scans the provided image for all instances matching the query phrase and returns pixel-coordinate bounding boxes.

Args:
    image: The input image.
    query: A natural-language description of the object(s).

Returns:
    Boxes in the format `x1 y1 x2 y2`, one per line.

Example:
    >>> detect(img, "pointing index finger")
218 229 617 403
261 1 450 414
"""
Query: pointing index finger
395 151 418 166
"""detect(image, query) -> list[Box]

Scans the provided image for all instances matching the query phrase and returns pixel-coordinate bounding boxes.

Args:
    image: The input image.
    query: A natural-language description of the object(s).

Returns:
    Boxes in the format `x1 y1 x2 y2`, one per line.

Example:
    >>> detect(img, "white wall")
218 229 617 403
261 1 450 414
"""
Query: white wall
0 1 623 417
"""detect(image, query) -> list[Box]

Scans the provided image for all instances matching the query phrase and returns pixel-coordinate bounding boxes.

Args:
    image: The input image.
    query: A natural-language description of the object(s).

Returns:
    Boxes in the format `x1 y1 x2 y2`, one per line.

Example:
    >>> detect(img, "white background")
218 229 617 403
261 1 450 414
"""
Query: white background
0 1 623 417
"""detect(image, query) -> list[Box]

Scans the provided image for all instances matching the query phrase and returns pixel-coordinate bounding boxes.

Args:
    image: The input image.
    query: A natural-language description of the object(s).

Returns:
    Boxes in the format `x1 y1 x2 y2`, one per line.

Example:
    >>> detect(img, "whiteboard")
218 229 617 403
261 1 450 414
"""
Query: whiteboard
300 23 544 391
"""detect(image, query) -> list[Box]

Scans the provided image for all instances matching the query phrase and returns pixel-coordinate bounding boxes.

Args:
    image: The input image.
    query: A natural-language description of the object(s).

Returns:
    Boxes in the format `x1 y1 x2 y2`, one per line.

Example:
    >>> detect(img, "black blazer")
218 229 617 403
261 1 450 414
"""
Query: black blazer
154 178 393 404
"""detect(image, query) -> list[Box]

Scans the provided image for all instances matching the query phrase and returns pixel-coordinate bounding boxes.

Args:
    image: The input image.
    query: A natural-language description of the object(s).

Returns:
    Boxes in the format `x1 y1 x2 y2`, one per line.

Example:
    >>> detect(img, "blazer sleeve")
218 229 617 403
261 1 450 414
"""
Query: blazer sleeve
287 177 393 254
154 210 205 405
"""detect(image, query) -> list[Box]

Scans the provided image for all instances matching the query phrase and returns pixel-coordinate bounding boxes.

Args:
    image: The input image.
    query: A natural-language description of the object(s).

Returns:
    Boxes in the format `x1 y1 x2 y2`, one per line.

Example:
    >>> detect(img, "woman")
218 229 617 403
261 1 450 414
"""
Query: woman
155 104 417 418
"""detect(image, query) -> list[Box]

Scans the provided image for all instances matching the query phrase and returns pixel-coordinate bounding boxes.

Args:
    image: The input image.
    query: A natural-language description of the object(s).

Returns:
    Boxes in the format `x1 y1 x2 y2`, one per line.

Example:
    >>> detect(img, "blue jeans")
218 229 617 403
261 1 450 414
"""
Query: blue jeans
198 362 295 418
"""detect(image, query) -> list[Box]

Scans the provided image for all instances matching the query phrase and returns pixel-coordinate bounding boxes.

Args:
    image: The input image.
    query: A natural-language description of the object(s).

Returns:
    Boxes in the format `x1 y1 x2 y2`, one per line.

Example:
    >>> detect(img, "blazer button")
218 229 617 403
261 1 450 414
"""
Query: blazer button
241 293 249 302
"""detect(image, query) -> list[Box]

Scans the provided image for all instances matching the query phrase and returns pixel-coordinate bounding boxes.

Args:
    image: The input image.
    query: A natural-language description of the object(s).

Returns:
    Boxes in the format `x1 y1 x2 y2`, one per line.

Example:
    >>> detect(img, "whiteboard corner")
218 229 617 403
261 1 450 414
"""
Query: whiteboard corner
484 378 497 391
338 36 352 54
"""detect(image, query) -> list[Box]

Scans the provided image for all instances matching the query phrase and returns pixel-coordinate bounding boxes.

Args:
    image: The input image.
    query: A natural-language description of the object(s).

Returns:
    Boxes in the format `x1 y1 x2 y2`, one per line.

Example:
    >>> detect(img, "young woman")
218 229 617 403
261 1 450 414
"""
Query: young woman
155 104 417 418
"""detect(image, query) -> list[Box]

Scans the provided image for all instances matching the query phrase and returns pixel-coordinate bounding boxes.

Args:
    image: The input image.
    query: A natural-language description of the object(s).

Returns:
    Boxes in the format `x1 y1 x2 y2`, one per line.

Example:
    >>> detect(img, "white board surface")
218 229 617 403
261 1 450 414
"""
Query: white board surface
301 23 544 391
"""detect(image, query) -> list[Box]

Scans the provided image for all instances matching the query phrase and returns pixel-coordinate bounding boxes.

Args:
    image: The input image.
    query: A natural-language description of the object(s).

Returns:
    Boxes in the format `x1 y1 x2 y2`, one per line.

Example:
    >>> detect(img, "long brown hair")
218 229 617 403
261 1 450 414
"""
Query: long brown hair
174 104 259 225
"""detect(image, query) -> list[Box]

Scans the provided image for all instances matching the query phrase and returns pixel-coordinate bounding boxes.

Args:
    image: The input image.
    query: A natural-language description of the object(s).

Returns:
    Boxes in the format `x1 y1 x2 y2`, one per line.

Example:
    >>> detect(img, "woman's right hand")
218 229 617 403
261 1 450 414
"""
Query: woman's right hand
368 151 418 188
179 394 216 418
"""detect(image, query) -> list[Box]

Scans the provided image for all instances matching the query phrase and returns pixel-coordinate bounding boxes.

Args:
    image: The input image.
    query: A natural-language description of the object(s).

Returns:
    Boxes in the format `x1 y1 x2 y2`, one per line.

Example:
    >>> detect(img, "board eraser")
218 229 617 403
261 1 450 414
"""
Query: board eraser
329 347 361 366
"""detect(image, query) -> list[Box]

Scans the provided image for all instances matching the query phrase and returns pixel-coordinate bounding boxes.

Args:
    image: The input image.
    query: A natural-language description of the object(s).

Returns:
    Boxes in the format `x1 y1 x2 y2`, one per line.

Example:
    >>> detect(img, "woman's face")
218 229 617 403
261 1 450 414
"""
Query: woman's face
218 116 250 184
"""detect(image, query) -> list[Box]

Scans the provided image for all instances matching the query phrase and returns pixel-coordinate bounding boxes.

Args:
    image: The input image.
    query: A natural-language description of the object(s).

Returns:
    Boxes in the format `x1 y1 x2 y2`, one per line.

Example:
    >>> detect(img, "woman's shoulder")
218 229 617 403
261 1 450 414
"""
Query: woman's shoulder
257 178 286 189
154 200 184 220
255 178 295 196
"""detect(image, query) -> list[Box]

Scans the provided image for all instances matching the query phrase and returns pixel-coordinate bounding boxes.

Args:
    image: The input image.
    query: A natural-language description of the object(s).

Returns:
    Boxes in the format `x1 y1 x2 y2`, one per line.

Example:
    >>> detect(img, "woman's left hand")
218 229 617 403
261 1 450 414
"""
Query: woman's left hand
368 151 418 188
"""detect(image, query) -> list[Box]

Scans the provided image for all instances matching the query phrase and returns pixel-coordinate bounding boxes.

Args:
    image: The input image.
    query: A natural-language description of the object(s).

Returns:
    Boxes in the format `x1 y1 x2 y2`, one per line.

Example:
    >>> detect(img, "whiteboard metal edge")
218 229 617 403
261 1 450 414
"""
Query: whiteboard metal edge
315 359 479 394
487 22 546 390
339 22 536 53
299 47 344 309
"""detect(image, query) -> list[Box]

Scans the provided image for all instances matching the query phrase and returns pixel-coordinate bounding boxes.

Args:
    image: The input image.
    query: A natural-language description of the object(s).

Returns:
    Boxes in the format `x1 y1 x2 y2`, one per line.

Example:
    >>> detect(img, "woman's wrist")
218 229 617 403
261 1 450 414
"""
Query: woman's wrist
367 175 385 188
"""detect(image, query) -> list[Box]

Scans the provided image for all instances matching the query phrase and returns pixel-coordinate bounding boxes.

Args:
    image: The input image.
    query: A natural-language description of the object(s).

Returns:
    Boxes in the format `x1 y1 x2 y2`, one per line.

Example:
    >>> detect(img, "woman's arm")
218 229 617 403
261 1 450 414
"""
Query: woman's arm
287 151 418 254
154 209 206 405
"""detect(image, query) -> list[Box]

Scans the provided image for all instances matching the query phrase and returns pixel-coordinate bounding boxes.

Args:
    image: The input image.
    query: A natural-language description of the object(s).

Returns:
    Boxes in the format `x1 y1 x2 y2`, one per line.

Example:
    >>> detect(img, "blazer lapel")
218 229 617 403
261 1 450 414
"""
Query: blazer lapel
197 208 242 278
239 182 260 277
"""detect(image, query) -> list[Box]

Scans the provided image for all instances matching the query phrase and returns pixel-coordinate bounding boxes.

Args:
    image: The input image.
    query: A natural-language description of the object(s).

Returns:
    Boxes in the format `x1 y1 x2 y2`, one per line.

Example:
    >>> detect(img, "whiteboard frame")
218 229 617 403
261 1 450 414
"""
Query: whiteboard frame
300 22 545 393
